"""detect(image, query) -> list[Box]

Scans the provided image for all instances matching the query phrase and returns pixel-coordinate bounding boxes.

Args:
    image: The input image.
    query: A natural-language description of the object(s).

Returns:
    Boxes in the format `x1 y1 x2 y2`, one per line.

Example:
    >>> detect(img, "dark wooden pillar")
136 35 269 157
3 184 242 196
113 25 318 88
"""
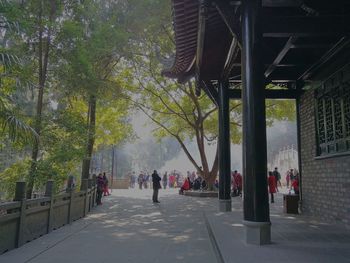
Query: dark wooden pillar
218 80 231 211
241 0 271 244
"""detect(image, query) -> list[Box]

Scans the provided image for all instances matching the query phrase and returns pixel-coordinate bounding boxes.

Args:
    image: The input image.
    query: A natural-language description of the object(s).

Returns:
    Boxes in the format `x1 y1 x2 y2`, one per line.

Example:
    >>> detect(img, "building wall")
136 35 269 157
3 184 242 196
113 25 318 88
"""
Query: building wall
300 89 350 226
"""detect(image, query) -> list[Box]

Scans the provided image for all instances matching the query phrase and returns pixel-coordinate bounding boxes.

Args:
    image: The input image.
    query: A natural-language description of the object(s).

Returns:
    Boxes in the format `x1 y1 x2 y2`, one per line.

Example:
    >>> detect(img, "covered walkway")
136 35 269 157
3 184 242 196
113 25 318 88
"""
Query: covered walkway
1 190 349 263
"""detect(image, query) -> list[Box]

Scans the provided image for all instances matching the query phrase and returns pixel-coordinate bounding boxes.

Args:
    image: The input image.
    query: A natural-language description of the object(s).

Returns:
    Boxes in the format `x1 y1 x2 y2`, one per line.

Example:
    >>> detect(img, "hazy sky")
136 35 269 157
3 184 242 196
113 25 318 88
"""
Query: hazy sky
129 110 296 175
130 110 243 174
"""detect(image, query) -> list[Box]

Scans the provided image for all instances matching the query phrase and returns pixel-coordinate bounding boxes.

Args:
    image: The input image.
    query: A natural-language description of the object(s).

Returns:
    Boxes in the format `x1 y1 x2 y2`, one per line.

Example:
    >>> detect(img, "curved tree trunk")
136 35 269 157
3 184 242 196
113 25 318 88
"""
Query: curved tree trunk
200 145 219 190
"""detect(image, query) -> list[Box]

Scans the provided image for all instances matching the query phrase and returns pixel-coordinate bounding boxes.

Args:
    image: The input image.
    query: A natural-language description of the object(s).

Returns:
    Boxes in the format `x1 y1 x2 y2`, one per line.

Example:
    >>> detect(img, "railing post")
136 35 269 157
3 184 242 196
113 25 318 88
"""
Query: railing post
88 179 93 211
81 179 89 217
45 180 54 233
14 181 26 248
67 176 74 224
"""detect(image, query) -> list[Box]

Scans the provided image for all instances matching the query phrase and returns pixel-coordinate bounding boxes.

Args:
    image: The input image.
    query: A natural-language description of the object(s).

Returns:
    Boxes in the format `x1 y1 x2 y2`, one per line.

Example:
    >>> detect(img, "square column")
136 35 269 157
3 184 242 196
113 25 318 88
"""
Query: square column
241 0 271 244
218 80 232 212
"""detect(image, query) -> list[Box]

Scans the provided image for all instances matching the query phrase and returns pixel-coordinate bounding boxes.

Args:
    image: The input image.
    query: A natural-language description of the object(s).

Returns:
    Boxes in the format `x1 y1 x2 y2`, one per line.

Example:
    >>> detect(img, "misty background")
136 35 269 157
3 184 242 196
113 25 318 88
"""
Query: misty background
90 110 297 177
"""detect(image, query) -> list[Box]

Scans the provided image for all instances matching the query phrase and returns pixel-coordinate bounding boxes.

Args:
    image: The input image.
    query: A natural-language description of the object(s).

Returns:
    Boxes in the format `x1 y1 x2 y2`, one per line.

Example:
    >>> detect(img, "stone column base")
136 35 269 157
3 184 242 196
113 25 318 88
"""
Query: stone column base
243 220 271 245
219 199 232 212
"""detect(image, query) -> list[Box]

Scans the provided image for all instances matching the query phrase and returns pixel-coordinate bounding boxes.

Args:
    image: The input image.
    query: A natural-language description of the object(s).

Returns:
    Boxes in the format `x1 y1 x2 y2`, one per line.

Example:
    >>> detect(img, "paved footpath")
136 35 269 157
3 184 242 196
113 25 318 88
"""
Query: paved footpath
1 188 350 263
0 189 217 263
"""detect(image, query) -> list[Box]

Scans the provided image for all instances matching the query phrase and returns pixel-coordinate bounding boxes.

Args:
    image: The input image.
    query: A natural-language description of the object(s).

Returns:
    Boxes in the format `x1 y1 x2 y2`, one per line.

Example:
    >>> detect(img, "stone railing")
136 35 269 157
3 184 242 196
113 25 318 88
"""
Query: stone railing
0 179 97 254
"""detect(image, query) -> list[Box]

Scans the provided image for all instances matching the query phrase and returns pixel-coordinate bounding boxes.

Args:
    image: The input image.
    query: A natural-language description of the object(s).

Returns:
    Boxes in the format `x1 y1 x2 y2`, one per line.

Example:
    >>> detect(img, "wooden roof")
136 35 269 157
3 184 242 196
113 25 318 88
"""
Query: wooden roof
162 0 350 90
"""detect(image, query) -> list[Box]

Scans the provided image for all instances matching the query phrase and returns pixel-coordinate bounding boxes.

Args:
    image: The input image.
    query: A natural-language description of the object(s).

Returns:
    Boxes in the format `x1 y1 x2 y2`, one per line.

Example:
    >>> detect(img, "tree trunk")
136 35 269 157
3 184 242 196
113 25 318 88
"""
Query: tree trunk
81 94 96 187
208 147 219 190
27 1 56 198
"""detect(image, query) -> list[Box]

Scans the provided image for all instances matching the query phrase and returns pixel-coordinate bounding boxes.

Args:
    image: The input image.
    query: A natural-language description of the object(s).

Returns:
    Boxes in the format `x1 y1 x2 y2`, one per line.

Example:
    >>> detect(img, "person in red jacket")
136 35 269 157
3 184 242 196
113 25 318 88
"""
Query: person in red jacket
268 171 277 203
234 170 243 197
291 177 299 195
179 177 190 194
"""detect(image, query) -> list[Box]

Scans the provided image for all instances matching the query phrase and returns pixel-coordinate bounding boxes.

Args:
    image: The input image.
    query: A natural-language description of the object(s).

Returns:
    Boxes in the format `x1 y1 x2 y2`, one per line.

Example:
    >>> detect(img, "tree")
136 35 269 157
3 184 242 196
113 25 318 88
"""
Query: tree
24 0 60 198
1 0 134 198
57 0 132 186
0 0 37 144
124 1 296 187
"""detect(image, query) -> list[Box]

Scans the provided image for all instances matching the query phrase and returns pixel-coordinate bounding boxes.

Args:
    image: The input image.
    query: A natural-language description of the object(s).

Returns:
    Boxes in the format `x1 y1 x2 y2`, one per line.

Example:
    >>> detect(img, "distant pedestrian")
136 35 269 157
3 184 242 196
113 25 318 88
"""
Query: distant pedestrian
138 173 143 190
291 176 299 195
286 169 291 188
268 171 277 203
169 174 175 188
272 167 281 192
232 170 242 197
152 170 161 203
96 173 104 205
162 172 168 189
290 169 296 181
179 177 190 194
144 173 149 189
102 173 110 196
193 177 201 190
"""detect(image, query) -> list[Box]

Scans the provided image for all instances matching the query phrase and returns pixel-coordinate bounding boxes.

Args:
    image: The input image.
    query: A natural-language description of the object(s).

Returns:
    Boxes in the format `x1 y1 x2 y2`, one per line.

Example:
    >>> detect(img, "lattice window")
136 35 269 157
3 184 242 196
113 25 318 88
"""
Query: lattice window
325 98 334 142
333 93 343 140
315 77 350 156
317 99 326 144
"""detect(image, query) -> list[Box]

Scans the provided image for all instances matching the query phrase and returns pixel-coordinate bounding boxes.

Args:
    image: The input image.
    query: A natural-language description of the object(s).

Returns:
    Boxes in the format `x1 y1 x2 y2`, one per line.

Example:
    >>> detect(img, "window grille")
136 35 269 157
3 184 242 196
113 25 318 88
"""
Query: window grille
315 70 350 156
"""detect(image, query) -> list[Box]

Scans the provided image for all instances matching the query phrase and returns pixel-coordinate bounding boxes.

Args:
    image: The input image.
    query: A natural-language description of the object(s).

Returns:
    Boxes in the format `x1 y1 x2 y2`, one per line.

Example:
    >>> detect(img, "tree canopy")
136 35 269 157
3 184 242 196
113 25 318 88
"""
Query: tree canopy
0 0 297 198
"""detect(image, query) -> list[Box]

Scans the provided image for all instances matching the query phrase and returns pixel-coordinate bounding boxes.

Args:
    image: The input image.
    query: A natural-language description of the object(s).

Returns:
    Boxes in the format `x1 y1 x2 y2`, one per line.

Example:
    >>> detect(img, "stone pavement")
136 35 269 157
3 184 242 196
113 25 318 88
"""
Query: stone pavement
206 191 350 263
1 188 350 263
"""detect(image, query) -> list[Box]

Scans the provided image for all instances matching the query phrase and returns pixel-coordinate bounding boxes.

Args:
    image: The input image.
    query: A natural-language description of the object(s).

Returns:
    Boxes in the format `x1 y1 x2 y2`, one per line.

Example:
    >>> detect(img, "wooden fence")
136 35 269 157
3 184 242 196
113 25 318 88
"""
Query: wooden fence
0 179 97 254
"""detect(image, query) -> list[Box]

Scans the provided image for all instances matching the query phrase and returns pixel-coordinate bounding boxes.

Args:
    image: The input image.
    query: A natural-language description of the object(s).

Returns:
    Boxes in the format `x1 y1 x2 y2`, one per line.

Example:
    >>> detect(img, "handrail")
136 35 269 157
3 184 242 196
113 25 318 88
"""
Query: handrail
0 181 97 255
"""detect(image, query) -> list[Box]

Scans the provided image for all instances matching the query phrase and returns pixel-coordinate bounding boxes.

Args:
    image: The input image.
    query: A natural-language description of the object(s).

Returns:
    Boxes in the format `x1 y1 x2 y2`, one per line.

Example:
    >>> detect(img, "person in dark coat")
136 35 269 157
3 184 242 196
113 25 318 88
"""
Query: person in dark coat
96 173 104 205
162 172 168 189
272 167 281 192
152 170 161 203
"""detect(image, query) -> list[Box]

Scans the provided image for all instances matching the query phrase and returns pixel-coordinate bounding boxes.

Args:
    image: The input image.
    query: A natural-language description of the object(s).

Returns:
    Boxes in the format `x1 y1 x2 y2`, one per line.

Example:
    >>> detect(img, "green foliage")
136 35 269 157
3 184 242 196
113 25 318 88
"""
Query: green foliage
0 0 136 196
0 0 297 196
0 97 37 144
122 0 297 179
95 99 133 147
0 159 30 200
266 99 296 125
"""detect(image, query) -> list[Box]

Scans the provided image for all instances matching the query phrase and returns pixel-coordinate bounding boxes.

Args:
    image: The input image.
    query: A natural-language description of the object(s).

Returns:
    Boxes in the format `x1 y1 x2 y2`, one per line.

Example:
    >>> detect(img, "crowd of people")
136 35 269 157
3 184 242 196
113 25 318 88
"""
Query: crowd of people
95 166 299 205
179 173 208 194
128 170 192 190
268 167 300 203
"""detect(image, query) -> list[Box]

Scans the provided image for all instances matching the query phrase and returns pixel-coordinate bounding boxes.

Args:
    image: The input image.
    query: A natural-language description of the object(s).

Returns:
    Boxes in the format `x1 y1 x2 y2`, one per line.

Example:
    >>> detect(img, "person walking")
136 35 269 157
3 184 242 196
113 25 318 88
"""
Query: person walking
152 170 161 203
286 169 291 188
138 173 143 190
272 167 281 192
268 171 277 203
162 172 168 189
96 173 104 205
232 170 242 197
102 172 110 196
